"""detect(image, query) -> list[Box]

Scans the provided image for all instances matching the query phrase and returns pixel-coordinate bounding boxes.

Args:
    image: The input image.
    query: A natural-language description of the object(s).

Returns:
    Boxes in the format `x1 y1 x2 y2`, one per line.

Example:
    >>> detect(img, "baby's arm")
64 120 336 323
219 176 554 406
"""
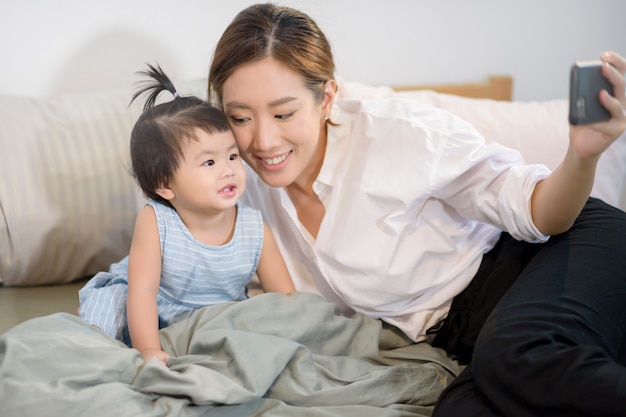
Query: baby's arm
256 222 296 295
126 205 170 365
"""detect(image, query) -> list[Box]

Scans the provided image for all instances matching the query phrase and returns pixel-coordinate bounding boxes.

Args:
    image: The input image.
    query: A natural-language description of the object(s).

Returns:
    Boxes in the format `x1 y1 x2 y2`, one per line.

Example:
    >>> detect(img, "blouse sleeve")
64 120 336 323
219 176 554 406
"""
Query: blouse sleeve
431 123 551 242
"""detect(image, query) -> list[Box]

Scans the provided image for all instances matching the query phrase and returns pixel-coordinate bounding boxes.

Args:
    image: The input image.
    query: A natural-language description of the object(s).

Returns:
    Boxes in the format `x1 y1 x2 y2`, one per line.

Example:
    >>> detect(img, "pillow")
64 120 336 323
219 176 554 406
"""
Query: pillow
2 78 623 287
0 79 207 286
337 81 626 211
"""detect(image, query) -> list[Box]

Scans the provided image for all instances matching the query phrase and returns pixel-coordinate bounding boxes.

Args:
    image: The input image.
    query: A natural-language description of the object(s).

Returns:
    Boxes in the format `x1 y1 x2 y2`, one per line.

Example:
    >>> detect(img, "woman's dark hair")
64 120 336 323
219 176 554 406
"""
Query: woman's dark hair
208 3 336 107
130 63 231 208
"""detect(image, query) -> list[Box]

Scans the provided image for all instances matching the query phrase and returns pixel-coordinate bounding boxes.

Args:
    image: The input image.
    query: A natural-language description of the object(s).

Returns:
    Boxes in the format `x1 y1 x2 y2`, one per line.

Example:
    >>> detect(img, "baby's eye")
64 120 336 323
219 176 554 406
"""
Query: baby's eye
202 159 215 166
229 153 239 161
275 112 295 121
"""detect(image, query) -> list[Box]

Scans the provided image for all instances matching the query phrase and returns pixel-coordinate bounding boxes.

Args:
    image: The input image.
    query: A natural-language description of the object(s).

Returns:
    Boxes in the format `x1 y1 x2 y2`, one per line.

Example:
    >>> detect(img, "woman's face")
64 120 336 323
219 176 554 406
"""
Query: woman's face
221 57 335 189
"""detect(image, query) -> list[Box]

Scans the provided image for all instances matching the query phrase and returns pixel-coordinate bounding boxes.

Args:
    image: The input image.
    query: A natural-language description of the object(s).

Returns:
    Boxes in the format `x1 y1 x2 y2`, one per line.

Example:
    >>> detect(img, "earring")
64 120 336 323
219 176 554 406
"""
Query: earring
324 115 329 121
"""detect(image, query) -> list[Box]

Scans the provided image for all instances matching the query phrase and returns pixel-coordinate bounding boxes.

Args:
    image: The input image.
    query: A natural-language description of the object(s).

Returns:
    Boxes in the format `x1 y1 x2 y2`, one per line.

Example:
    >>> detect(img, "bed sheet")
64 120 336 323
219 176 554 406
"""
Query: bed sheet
0 292 461 417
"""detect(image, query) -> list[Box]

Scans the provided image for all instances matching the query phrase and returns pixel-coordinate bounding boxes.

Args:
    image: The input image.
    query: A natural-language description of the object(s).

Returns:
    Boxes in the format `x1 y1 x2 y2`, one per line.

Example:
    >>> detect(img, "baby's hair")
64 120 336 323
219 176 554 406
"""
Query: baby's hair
129 63 231 208
132 63 180 111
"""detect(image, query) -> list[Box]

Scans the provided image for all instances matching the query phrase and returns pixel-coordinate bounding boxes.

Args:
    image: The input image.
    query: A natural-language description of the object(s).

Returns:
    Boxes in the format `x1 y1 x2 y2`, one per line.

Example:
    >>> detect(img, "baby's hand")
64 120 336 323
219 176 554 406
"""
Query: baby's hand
141 348 171 365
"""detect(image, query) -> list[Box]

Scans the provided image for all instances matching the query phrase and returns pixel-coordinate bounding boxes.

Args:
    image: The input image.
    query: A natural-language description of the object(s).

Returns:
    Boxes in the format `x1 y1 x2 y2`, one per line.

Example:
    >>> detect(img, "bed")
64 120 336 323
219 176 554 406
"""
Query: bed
1 74 626 417
392 75 513 100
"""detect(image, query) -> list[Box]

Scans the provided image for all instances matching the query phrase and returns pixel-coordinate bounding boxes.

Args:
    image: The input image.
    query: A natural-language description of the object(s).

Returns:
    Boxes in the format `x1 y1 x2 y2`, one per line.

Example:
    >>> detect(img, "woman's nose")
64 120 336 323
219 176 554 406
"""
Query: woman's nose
252 116 276 150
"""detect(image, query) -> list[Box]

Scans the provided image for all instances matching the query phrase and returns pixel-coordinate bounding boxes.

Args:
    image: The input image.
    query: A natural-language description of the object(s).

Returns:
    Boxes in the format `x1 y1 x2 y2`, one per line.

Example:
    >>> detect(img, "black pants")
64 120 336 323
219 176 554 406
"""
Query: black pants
432 198 626 417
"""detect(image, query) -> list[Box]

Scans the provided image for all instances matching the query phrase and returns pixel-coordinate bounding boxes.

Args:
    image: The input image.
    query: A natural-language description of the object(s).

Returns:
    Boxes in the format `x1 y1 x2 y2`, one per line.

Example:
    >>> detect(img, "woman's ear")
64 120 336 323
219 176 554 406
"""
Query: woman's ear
322 79 337 116
155 182 175 201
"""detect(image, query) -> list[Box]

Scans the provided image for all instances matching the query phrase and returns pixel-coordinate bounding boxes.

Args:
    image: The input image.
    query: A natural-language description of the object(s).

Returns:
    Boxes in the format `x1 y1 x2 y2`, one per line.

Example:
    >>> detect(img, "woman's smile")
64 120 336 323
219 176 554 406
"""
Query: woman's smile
258 150 293 169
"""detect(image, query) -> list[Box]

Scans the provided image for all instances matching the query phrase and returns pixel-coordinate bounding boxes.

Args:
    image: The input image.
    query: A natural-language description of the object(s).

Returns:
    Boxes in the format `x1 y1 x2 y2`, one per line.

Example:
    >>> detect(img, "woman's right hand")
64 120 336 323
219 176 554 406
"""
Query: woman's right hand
569 51 626 160
532 51 626 236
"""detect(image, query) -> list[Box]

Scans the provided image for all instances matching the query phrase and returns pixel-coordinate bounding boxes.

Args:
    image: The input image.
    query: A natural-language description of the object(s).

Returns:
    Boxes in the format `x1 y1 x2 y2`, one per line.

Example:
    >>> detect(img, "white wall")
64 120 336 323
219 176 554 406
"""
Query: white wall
1 0 625 101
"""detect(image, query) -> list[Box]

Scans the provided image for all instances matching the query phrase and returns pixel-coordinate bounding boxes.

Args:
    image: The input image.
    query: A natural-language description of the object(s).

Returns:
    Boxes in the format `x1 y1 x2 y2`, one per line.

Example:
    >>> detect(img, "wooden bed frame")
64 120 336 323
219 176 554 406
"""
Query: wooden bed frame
392 75 513 101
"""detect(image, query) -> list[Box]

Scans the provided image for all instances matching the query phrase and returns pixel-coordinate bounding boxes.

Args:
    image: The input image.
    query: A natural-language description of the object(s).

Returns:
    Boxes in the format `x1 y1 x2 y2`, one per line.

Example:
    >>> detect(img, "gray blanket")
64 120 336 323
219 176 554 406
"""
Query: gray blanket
0 292 461 417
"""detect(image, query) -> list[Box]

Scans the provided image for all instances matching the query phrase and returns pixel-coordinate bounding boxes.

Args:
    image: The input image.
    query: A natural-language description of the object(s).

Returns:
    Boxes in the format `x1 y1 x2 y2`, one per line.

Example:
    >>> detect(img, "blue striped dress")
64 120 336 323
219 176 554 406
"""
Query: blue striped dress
78 200 263 346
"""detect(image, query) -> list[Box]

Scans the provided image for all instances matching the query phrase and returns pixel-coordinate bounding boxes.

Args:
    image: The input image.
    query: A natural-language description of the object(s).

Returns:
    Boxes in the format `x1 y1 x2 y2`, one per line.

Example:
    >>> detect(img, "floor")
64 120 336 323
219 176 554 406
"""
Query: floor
0 279 87 334
0 278 263 335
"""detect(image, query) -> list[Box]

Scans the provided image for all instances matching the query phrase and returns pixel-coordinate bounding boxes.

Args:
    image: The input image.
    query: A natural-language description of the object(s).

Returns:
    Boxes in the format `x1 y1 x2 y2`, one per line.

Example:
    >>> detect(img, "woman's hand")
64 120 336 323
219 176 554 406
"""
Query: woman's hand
140 348 171 366
569 51 626 160
531 51 625 236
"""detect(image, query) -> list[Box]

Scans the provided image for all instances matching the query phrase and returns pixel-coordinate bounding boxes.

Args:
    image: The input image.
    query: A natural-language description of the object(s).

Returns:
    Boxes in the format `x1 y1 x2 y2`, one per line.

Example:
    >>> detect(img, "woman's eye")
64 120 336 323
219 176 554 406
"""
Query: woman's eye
230 116 249 125
229 154 239 161
202 159 215 166
275 112 295 121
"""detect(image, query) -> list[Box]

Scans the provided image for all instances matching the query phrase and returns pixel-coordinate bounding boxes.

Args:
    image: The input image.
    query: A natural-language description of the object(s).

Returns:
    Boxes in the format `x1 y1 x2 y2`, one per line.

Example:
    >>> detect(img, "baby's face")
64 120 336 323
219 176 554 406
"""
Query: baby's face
167 128 246 213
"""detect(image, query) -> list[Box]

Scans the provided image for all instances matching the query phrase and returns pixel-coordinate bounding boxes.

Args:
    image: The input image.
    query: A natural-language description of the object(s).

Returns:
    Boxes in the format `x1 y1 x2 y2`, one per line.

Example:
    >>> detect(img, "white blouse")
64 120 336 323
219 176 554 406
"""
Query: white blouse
242 97 551 341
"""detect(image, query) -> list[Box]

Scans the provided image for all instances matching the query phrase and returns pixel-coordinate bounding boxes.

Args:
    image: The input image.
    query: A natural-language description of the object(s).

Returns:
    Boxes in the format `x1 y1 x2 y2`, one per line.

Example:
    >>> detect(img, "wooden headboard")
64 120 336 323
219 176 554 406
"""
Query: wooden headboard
392 75 513 101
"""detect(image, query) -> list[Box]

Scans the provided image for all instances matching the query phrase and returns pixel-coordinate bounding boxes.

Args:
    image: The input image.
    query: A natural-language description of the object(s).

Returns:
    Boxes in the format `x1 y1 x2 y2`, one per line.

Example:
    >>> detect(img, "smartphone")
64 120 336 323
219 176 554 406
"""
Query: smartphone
569 60 614 125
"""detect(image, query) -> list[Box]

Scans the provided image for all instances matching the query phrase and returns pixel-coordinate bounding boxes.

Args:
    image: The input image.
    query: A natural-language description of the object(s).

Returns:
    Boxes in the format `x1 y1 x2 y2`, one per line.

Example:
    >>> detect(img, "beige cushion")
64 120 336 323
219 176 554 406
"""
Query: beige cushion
0 90 141 286
0 79 207 286
1 78 624 286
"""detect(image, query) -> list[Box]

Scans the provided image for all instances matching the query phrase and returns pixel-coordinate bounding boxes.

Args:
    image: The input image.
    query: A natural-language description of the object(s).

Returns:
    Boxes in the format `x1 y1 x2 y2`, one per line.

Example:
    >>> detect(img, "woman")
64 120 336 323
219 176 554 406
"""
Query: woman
208 3 626 416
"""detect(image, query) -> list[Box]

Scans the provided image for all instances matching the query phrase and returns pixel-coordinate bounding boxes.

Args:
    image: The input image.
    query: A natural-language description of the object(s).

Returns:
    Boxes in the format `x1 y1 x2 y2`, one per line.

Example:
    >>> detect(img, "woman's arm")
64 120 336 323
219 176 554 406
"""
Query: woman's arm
126 205 170 365
531 51 626 235
256 222 296 295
